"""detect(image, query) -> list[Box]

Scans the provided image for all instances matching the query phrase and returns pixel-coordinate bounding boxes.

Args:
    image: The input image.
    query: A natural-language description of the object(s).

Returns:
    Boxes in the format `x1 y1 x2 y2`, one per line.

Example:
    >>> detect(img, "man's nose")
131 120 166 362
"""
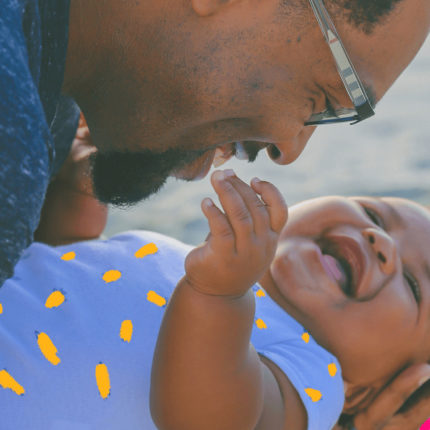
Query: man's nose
361 228 397 275
267 126 316 165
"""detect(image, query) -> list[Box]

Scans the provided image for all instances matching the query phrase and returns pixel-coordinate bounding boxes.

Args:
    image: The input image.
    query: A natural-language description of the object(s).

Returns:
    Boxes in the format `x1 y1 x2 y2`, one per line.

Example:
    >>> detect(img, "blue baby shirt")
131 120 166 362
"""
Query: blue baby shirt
251 286 344 429
0 231 344 429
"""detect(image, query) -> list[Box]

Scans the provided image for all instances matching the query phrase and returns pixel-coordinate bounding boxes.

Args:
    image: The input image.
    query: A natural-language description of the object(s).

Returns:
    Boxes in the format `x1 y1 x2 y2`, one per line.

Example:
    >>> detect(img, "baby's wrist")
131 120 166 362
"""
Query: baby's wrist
181 276 251 300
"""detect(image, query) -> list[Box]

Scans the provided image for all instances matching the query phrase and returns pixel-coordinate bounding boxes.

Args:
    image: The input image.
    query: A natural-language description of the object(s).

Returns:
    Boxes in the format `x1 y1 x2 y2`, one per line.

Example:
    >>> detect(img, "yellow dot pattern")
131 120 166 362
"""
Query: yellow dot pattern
2 241 169 404
255 287 340 408
120 320 133 343
135 243 158 259
45 290 65 309
328 363 337 377
61 251 76 261
255 318 267 329
102 270 122 283
36 332 61 365
146 290 166 307
1 248 340 416
95 363 111 399
0 370 25 396
305 388 322 402
255 289 266 298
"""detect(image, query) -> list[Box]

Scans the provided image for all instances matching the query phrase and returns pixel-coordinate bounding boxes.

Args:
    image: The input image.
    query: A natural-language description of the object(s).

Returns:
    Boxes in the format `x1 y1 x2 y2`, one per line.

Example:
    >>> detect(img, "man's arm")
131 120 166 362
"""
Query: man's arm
0 10 53 286
150 171 306 430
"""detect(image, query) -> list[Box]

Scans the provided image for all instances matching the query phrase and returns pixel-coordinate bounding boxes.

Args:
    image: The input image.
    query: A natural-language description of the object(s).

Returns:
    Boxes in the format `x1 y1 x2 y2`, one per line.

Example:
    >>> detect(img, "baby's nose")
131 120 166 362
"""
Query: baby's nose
361 228 397 275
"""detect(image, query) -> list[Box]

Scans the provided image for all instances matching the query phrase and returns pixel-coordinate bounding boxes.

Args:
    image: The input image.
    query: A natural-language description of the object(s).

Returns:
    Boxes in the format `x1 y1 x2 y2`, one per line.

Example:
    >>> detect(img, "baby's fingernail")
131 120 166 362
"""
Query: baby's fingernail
212 170 224 182
203 198 213 208
224 169 235 178
252 177 261 185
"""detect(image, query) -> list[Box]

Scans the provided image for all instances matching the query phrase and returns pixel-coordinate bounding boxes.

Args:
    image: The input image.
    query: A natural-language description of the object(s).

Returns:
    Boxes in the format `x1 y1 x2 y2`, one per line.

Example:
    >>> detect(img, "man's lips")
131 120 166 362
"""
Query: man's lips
172 142 248 181
172 149 216 181
317 235 368 298
173 141 271 181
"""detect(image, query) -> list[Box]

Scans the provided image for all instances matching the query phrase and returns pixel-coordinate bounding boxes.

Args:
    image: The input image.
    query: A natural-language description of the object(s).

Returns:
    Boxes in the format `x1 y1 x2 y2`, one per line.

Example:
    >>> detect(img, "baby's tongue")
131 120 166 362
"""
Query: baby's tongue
321 254 347 287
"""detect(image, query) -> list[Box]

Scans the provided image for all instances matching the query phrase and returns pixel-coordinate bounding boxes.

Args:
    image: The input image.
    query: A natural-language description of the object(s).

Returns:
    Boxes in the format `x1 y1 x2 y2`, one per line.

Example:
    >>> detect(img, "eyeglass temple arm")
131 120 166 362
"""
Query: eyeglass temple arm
308 0 375 112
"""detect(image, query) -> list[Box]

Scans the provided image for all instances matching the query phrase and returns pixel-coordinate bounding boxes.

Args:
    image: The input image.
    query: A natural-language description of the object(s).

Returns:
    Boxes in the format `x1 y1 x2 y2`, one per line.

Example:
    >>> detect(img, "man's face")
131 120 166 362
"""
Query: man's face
81 0 429 205
263 196 430 389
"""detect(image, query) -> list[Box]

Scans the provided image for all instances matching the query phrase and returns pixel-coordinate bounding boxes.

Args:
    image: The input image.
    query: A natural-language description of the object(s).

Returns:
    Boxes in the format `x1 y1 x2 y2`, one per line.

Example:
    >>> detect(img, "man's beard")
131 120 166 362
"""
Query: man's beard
90 147 207 207
90 141 261 207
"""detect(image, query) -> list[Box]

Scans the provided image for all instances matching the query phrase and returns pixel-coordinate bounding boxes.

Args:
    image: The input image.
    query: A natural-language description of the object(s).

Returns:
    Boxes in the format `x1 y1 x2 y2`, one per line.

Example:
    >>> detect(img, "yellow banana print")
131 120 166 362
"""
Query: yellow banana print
61 251 76 261
0 370 25 395
95 363 111 399
305 388 322 402
135 243 158 259
103 270 122 283
37 332 61 365
328 363 338 377
146 291 166 307
120 320 133 343
45 290 65 309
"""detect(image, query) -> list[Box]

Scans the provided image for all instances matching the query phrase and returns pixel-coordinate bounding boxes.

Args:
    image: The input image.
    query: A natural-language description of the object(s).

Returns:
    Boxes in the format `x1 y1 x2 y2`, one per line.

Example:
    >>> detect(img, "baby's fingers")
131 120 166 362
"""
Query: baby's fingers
210 171 254 244
201 198 234 242
251 178 288 233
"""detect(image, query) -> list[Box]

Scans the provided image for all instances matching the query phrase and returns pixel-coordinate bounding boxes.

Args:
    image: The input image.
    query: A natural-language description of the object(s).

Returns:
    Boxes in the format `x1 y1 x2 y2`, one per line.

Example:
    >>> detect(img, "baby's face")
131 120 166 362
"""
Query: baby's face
261 196 430 387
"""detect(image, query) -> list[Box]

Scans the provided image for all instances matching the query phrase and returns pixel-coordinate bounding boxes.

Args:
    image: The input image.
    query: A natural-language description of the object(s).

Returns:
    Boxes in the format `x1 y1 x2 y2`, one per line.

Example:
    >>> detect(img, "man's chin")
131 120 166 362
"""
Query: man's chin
90 146 213 206
93 176 169 207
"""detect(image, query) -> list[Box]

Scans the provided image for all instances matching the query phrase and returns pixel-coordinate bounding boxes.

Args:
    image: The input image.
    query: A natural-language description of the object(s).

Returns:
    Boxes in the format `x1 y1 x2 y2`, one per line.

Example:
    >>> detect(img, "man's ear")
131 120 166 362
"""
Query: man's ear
343 382 376 414
191 0 241 17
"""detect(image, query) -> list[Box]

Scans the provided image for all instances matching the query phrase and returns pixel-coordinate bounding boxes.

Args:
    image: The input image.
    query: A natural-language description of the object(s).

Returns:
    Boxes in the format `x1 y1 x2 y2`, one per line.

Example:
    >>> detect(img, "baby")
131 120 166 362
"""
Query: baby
1 170 429 429
150 170 430 430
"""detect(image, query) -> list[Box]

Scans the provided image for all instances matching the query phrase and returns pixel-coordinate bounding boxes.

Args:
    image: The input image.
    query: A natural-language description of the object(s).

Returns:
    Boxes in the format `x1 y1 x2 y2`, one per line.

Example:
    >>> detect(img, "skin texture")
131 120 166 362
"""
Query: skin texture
150 170 308 430
259 195 430 423
334 363 430 429
62 0 430 205
58 0 430 425
151 172 430 429
35 114 108 245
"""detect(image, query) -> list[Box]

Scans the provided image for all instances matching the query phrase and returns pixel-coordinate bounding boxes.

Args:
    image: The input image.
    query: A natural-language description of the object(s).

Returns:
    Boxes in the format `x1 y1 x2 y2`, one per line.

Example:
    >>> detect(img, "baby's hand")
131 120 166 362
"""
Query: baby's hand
184 169 288 297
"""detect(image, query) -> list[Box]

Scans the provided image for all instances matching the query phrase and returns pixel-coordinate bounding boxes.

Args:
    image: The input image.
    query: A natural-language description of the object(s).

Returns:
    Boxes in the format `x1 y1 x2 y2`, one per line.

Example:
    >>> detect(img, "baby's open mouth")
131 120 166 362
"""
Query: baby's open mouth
316 235 366 297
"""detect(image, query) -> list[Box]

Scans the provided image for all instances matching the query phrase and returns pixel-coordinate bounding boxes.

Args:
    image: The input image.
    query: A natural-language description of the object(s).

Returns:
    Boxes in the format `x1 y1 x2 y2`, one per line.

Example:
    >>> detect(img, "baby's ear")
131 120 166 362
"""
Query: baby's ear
343 382 376 414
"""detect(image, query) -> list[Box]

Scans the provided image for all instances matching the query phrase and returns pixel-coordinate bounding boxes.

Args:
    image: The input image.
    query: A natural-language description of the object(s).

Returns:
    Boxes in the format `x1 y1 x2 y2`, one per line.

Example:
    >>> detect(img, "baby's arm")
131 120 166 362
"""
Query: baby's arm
150 170 306 430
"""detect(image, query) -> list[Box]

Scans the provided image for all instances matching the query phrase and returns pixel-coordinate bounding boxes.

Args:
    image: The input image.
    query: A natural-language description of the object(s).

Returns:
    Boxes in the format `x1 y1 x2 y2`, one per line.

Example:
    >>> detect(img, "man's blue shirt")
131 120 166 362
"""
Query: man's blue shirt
0 0 80 286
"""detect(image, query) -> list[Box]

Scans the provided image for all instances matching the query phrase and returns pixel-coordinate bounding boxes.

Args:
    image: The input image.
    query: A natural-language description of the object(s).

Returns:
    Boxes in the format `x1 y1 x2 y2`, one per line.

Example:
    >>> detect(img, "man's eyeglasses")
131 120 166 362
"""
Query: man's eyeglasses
305 0 375 126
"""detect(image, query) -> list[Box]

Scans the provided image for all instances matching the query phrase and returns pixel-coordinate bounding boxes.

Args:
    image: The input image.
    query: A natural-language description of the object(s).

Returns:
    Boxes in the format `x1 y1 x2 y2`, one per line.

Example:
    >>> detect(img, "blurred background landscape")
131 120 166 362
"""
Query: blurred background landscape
104 37 430 246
